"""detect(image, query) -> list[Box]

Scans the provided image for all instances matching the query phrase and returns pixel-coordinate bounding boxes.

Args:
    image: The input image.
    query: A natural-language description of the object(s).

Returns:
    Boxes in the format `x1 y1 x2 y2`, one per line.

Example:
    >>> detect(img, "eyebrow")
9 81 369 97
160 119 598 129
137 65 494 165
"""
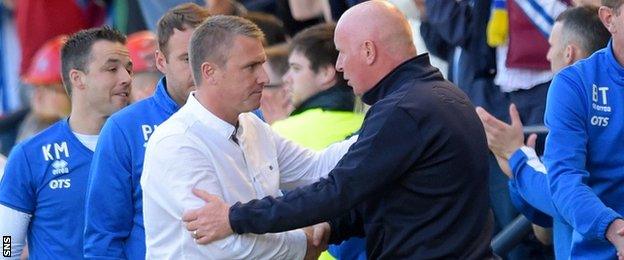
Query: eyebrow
102 58 133 69
104 58 121 65
244 57 266 68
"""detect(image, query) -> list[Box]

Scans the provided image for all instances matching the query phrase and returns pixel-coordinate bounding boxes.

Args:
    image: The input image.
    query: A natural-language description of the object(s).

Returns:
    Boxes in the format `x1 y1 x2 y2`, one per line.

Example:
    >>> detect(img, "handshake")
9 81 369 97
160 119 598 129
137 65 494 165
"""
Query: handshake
302 222 331 260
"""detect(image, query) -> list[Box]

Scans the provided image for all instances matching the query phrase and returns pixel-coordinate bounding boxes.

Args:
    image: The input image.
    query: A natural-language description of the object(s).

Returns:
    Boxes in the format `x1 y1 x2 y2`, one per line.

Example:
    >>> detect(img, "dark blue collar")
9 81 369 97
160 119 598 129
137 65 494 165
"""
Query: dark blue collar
361 53 436 105
152 77 181 115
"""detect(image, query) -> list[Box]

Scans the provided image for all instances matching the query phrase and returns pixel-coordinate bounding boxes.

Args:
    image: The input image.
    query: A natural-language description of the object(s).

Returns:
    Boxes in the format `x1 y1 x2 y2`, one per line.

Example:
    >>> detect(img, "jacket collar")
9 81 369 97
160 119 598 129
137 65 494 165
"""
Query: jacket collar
605 40 624 84
152 77 181 115
362 53 435 105
291 81 355 115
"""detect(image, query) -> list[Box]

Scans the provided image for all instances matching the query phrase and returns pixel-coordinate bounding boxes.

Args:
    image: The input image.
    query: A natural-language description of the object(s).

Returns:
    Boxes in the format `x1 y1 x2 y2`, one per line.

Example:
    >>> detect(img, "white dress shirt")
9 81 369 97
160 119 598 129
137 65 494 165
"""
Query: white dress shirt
141 93 355 260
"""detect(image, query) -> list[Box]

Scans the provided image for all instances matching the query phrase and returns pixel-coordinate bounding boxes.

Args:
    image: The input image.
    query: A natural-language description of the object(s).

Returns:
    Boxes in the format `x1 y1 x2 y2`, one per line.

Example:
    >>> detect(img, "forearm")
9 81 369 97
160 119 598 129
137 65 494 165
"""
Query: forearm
199 229 307 259
277 133 356 189
0 204 30 259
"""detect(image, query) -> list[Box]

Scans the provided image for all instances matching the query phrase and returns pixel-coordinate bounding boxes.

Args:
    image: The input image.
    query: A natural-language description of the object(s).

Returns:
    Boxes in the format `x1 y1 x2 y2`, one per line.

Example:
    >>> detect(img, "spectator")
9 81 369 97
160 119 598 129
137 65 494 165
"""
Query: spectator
273 23 363 150
183 2 494 258
0 26 131 259
126 31 161 103
260 43 293 124
17 36 71 143
243 11 288 46
83 4 210 259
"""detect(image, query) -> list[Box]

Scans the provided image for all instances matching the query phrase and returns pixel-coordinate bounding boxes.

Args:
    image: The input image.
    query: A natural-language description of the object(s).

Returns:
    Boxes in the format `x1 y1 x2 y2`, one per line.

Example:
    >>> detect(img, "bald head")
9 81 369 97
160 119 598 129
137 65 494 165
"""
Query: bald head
337 1 416 58
334 0 417 94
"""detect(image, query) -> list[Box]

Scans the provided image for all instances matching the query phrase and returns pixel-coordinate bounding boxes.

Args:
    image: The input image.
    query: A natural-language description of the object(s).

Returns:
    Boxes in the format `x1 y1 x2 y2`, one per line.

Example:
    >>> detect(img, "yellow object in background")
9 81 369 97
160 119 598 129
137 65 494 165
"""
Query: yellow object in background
487 0 509 47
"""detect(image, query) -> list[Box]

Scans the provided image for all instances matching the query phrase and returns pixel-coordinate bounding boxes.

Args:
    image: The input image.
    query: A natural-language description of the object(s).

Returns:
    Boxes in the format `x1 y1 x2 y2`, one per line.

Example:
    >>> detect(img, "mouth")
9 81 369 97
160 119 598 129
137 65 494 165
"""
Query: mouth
113 91 129 98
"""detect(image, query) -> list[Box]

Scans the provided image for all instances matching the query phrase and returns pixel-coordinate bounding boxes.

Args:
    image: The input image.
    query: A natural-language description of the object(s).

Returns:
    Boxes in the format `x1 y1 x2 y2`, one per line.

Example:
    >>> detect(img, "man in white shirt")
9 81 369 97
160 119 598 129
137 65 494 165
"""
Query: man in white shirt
141 15 354 259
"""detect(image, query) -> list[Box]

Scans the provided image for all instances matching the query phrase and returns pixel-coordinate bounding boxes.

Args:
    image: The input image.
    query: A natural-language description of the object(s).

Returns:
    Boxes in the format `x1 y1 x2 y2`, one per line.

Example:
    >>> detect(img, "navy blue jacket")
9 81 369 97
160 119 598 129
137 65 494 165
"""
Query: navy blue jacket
229 54 494 259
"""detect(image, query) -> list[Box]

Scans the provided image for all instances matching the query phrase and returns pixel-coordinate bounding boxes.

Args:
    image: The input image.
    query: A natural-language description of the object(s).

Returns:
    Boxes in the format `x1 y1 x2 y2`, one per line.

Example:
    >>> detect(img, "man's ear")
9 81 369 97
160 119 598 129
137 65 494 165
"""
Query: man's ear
69 69 87 91
201 61 217 85
564 44 576 66
155 50 167 74
317 64 337 89
599 6 617 34
362 40 376 65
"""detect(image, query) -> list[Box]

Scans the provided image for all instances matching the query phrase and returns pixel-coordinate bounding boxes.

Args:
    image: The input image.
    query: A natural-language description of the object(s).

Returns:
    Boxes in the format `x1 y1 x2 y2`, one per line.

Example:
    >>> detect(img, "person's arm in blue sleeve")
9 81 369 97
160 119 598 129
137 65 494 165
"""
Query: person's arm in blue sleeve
508 147 557 218
0 146 36 214
229 105 423 234
0 146 36 258
84 119 134 259
544 71 621 240
508 179 552 228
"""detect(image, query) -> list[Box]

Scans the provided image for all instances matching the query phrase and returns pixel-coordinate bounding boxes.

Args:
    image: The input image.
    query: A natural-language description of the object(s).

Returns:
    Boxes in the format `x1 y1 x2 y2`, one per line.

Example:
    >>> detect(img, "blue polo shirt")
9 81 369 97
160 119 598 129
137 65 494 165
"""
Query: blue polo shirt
0 119 93 259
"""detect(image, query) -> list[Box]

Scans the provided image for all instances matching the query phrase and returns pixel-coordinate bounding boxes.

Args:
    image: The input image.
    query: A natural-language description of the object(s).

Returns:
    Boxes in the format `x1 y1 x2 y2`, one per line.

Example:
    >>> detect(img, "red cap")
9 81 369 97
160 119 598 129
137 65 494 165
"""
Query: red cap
22 35 67 86
127 31 158 73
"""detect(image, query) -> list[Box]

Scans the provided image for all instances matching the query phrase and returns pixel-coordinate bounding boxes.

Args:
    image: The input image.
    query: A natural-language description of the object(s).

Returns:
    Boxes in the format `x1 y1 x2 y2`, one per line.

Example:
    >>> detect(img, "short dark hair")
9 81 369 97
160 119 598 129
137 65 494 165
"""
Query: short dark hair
242 12 287 46
61 27 126 96
556 5 610 56
189 15 264 85
265 43 290 78
289 23 339 74
156 3 211 58
603 0 624 11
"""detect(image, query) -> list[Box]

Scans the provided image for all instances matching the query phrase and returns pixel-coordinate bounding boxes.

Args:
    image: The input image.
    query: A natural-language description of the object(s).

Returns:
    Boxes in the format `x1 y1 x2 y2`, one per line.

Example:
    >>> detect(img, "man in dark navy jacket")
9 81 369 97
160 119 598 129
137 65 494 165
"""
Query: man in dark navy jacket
181 1 494 258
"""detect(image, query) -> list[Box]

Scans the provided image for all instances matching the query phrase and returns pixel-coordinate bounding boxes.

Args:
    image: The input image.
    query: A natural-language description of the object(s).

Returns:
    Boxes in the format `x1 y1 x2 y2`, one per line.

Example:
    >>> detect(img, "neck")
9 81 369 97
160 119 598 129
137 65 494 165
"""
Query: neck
165 83 187 107
370 53 416 87
613 40 624 67
68 101 106 135
195 89 239 126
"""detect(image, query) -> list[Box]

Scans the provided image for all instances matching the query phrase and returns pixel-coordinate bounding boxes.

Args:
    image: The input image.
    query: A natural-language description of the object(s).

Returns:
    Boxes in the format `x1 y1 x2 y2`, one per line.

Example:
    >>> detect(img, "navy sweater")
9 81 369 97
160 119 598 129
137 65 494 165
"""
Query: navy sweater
229 54 494 259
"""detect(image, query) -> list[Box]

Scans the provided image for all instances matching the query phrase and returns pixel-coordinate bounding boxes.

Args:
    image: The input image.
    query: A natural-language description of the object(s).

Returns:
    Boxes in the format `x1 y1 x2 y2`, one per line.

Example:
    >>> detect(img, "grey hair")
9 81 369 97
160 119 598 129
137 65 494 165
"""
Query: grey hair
189 15 265 85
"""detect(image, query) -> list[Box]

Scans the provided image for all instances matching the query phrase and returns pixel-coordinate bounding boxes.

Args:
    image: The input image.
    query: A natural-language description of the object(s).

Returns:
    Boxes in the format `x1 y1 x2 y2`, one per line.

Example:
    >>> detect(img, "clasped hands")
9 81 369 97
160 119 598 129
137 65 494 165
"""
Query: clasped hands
182 188 331 259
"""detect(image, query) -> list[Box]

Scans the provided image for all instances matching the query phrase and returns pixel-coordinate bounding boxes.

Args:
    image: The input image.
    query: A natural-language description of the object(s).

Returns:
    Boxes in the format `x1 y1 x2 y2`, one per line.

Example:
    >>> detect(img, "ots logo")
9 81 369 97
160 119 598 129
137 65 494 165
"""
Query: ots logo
49 179 71 189
591 116 609 127
51 160 69 175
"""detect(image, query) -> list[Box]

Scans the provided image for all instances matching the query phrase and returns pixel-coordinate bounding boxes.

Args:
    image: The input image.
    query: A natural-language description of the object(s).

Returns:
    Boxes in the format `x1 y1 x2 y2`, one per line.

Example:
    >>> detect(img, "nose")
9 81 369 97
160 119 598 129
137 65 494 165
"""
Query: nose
258 65 270 86
335 55 344 73
120 68 132 87
282 70 292 85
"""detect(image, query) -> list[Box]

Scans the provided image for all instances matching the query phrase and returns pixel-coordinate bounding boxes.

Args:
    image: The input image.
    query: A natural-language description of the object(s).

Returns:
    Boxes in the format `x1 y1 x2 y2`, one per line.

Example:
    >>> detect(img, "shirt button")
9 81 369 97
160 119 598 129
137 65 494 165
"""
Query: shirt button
269 165 273 170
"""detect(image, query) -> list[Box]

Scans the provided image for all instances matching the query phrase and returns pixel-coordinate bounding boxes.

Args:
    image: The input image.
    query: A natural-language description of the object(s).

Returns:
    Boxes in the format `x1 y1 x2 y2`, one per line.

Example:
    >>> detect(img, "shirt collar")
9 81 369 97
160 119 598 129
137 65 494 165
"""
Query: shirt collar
185 92 238 140
361 53 436 105
153 77 181 115
604 39 624 83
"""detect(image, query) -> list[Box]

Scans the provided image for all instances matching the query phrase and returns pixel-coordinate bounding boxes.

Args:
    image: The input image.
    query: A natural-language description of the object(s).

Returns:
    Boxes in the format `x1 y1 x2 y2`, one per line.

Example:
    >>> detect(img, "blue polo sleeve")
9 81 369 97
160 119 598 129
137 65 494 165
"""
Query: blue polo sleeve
508 147 557 218
0 145 36 214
